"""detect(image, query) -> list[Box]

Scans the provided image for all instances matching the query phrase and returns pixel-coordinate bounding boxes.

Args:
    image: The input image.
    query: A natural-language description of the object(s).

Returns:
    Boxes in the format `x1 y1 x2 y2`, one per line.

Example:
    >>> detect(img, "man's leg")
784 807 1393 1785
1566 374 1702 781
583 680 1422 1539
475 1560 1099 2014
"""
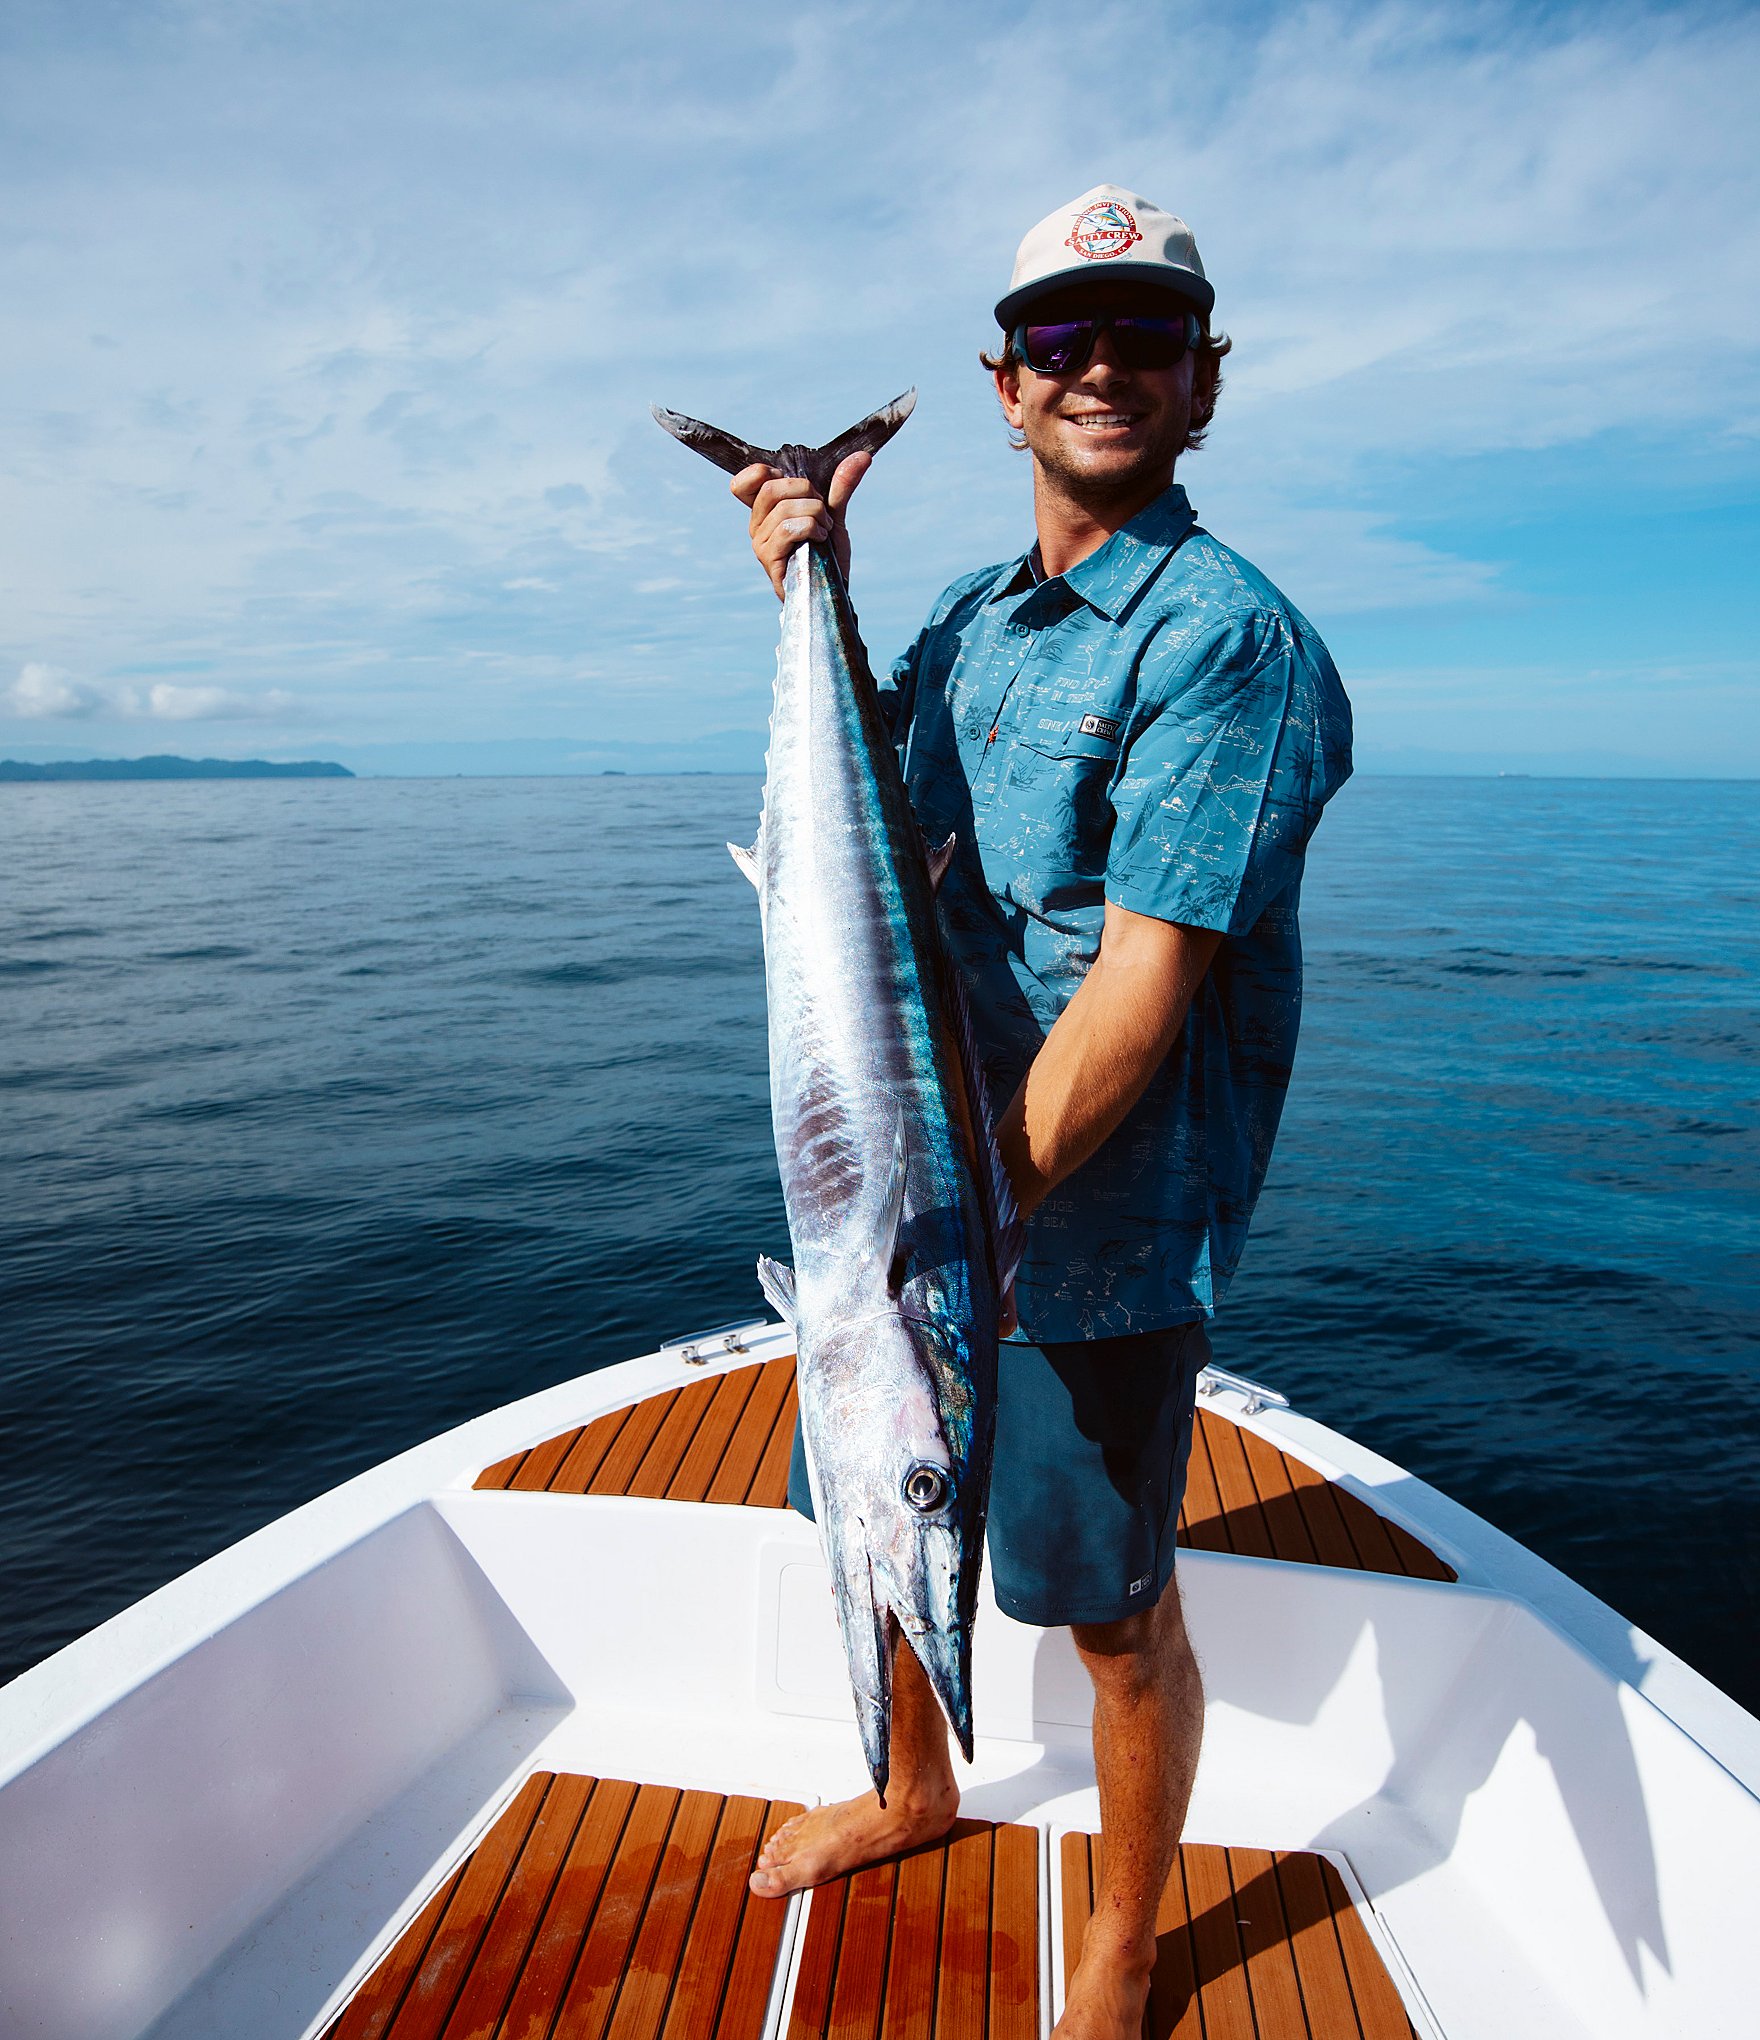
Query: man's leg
748 1633 961 1897
1057 1571 1204 2040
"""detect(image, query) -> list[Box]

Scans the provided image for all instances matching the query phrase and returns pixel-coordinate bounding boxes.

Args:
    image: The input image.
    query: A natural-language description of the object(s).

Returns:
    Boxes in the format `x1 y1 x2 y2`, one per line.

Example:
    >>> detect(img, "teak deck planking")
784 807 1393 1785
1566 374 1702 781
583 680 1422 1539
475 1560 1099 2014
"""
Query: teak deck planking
326 1773 802 2040
476 1357 1455 1584
784 1819 1038 2040
1061 1831 1419 2040
326 1778 1427 2040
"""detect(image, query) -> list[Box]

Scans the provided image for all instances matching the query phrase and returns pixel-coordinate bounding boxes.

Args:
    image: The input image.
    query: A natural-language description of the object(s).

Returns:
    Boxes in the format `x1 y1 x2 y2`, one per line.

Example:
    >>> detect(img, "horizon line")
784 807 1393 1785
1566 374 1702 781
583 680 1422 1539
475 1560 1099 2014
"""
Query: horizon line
7 766 1758 786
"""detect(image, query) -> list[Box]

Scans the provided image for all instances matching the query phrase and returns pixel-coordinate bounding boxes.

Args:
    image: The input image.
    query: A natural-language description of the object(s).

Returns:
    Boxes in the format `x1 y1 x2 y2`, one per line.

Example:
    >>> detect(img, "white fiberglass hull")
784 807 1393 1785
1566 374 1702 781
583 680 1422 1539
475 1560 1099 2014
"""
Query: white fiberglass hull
1 1320 1755 2040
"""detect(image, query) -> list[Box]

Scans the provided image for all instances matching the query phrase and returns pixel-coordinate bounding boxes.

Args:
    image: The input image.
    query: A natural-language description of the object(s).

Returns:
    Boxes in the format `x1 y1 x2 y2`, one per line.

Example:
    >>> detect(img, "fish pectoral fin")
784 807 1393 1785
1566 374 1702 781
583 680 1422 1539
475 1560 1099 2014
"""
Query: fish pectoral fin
756 1254 797 1324
727 839 761 887
924 831 956 893
871 1111 909 1291
937 943 1025 1294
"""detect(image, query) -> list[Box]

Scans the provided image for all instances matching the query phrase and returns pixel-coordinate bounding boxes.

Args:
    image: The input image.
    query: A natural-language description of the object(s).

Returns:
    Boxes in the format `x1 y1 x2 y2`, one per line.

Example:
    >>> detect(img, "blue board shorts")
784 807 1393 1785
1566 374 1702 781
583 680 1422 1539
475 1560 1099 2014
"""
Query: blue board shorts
787 1320 1209 1629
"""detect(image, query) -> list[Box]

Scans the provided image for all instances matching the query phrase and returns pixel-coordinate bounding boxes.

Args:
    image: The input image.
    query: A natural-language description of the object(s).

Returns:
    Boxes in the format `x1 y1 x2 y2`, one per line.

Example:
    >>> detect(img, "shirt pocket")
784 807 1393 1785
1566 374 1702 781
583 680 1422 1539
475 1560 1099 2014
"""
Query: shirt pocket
980 721 1121 914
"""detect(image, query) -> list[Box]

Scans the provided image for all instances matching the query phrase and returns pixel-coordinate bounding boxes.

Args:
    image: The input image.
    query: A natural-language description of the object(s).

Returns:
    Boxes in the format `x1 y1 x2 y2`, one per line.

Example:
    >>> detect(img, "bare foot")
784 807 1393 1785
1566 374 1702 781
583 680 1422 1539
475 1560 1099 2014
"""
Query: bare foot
1055 1928 1156 2040
748 1783 959 1898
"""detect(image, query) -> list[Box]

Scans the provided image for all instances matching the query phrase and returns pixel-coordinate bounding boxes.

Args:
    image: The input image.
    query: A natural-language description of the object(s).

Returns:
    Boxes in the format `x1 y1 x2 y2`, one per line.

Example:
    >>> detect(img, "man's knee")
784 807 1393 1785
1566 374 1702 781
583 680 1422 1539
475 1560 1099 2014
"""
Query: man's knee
1070 1576 1191 1692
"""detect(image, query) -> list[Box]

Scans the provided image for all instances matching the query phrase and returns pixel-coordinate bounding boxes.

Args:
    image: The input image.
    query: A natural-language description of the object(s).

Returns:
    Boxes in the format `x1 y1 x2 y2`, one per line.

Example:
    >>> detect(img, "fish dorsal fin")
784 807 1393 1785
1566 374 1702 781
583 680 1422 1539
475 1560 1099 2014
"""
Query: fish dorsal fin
757 1254 797 1324
727 837 761 887
652 391 916 500
924 831 956 893
938 945 1025 1295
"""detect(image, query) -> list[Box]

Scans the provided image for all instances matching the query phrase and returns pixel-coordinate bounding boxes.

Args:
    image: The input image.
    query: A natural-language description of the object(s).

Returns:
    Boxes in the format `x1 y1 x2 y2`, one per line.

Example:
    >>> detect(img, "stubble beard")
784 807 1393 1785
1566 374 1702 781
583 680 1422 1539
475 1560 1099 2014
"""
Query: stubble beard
1025 406 1189 518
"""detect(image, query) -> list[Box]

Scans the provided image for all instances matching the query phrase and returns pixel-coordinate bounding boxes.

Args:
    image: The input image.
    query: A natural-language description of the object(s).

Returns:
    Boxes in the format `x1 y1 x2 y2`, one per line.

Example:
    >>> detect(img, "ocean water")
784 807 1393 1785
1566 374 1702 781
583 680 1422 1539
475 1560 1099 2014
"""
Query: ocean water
1 775 1756 1712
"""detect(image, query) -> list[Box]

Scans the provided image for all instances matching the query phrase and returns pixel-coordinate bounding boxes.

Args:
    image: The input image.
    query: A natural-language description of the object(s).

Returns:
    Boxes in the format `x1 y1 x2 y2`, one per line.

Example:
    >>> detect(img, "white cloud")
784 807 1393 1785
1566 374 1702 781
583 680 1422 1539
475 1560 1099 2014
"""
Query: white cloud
0 2 1755 761
131 683 294 722
3 665 292 725
6 663 104 719
1189 497 1501 615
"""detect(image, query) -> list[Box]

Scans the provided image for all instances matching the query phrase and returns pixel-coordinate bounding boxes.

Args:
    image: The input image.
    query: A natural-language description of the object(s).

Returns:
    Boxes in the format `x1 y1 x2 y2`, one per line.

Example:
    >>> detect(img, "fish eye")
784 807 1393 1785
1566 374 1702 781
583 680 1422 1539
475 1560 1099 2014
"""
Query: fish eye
902 1463 949 1513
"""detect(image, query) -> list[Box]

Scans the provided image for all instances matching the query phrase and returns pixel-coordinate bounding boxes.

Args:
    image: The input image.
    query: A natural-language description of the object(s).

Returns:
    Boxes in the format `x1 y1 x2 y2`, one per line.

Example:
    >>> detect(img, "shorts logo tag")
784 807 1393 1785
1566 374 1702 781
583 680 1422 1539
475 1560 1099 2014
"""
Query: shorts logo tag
1080 713 1122 741
1128 1573 1151 1596
1066 200 1142 263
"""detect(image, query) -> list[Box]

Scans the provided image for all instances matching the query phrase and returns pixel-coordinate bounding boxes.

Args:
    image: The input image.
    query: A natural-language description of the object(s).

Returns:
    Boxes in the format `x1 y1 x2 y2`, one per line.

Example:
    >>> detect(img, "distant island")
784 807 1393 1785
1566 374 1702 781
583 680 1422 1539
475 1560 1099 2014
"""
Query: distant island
0 755 353 783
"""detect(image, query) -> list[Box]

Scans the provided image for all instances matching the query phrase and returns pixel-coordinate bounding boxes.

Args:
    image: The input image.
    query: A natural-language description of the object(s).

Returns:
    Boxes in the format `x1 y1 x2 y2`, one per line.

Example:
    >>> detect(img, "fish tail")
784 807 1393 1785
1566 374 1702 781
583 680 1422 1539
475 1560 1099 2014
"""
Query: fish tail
649 407 777 479
651 391 916 496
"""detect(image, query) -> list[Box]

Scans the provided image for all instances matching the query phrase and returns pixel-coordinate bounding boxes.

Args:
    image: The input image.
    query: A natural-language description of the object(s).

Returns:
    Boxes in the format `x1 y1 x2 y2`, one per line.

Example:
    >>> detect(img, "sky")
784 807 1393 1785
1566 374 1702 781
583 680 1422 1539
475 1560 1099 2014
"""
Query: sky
2 0 1757 776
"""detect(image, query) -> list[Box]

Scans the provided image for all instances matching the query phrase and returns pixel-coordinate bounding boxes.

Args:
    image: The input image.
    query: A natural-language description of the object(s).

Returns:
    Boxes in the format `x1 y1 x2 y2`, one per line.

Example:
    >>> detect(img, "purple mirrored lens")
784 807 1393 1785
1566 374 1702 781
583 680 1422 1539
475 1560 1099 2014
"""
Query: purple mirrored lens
1020 315 1190 374
1112 318 1187 368
1022 321 1090 373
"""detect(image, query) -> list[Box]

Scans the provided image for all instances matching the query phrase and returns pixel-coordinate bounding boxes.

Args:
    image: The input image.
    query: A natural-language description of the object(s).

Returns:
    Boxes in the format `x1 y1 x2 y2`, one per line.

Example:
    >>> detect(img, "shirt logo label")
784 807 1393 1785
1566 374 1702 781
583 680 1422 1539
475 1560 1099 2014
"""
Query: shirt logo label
1079 713 1122 742
1066 201 1142 263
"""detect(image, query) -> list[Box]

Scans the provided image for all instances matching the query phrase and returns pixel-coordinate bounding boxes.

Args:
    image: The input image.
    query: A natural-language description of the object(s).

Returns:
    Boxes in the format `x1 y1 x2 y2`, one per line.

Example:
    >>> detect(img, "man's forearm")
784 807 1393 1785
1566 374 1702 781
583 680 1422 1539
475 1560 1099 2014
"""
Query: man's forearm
997 903 1222 1218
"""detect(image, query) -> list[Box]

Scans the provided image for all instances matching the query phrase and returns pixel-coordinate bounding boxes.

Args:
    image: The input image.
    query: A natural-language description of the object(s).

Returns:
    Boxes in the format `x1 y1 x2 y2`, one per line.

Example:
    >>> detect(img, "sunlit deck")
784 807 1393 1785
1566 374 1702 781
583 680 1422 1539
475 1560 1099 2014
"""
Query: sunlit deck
473 1355 1456 1584
324 1769 1418 2040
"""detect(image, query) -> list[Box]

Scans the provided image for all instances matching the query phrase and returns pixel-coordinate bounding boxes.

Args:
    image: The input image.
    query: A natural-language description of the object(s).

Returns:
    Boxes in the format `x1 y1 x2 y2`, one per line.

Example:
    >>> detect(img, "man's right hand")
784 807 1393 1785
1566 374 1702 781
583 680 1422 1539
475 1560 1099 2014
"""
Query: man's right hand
731 452 871 599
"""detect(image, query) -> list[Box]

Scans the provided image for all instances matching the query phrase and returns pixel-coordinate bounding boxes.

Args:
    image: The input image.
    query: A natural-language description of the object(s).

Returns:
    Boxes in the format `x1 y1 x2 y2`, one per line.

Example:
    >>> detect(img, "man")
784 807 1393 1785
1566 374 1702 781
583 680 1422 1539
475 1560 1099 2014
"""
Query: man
734 185 1352 2040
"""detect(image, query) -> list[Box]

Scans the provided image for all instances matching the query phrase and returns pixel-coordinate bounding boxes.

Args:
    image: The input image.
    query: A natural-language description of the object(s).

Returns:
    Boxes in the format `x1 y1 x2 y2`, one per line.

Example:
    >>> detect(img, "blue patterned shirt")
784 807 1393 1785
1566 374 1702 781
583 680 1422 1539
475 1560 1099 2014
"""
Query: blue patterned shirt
883 484 1353 1341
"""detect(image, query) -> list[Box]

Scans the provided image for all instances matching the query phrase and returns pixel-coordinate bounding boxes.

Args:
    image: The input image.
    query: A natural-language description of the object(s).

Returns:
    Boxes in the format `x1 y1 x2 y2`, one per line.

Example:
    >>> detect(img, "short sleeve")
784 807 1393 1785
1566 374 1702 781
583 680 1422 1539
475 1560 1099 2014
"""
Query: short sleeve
1106 610 1353 935
876 632 922 744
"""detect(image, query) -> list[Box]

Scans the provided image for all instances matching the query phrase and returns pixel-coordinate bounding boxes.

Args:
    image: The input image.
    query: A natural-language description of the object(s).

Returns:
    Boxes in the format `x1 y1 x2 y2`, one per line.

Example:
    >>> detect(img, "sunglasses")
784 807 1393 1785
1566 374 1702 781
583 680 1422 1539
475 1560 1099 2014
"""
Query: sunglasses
1012 309 1201 376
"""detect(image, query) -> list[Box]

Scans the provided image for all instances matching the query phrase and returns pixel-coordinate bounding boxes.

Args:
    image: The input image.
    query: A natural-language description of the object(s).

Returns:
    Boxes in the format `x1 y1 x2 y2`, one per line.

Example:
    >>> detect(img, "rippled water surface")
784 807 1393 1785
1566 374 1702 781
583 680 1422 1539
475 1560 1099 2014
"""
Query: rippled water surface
2 775 1756 1709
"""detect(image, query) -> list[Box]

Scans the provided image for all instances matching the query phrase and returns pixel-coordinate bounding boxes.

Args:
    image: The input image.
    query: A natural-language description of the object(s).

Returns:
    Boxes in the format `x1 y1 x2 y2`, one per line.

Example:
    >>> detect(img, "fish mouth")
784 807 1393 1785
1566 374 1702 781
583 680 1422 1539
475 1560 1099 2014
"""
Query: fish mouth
834 1533 974 1803
892 1596 974 1763
797 1314 988 1802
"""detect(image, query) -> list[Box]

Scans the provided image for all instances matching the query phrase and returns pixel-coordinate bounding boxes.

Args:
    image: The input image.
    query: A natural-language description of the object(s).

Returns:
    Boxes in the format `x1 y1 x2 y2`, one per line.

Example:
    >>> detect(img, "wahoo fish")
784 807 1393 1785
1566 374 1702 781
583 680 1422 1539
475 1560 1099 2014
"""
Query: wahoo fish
653 392 1020 1798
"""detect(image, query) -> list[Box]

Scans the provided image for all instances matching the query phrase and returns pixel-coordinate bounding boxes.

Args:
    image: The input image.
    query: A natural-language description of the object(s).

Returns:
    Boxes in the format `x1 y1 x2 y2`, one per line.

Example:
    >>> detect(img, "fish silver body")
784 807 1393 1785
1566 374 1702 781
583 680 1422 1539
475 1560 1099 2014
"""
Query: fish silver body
653 394 1019 1795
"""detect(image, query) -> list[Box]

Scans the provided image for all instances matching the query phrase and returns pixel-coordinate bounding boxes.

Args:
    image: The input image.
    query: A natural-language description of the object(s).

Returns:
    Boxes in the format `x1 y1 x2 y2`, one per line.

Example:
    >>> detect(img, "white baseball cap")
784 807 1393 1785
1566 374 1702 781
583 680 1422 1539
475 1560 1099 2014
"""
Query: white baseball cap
995 183 1214 329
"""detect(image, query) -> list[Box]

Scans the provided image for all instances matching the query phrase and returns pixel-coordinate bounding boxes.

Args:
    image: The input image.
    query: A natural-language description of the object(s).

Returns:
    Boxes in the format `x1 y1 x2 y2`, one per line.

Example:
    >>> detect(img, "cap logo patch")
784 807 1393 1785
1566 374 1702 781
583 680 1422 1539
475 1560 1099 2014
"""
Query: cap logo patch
1066 199 1142 263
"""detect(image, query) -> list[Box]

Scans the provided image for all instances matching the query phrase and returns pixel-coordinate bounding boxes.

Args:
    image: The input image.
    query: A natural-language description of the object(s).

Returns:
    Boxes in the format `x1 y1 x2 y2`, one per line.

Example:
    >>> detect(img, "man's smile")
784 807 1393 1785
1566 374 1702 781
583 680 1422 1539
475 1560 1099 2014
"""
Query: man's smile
1062 410 1147 433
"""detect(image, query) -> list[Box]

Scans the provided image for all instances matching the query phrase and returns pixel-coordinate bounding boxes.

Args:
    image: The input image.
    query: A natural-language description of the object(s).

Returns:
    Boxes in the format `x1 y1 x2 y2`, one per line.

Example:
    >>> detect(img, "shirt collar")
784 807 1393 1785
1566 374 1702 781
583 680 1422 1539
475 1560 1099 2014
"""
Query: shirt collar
985 484 1197 621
